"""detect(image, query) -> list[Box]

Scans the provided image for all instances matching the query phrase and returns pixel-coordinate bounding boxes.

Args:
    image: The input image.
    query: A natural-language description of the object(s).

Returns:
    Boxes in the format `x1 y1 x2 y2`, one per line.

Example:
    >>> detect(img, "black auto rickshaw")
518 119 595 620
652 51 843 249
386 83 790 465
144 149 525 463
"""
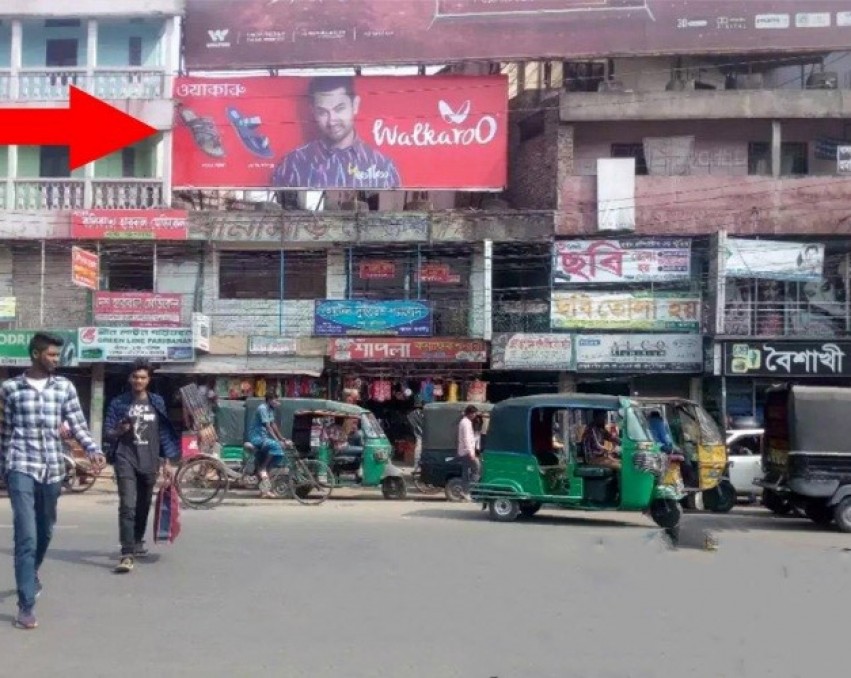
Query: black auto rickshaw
416 402 493 501
759 385 851 532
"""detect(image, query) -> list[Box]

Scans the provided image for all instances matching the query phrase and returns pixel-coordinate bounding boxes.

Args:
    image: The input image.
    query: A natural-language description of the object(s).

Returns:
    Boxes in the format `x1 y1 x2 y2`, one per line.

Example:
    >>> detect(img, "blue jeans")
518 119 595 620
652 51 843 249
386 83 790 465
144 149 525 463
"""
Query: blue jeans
250 436 286 469
6 471 62 612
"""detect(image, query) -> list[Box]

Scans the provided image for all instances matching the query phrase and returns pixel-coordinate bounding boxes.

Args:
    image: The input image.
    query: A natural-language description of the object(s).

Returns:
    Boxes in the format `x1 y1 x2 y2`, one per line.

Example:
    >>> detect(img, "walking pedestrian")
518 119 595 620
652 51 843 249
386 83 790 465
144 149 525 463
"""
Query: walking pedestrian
0 332 106 630
457 405 480 499
103 358 179 574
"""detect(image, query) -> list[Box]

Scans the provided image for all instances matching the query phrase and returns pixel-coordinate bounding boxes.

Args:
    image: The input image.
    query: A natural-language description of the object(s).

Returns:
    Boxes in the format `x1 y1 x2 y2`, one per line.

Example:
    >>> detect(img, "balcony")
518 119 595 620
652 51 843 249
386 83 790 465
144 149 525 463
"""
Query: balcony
13 179 166 210
13 67 165 101
722 301 851 339
0 182 7 209
560 89 851 123
0 70 9 99
559 175 851 237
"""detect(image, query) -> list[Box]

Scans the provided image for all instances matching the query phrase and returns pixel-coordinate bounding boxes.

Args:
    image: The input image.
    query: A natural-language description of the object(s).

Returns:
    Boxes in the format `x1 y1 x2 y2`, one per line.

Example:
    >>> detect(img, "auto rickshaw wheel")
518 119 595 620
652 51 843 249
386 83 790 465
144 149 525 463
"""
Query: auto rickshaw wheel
445 477 467 502
834 498 851 533
488 498 520 522
762 489 793 516
381 476 407 500
519 501 542 518
704 480 737 514
804 501 835 527
649 499 682 529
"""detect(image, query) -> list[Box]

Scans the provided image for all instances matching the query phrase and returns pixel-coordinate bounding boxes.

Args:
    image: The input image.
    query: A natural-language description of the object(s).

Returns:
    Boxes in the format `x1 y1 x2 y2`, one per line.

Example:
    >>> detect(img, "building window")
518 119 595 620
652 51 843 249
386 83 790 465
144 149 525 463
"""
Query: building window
218 250 327 300
563 61 610 92
103 246 154 292
39 146 70 178
748 142 809 176
129 36 143 67
121 147 136 177
611 143 648 175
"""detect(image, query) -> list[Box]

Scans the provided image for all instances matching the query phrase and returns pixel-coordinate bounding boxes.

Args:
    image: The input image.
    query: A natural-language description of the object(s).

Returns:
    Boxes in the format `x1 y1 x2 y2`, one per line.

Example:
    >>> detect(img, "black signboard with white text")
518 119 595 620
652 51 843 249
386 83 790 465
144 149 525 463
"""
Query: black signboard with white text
724 341 851 377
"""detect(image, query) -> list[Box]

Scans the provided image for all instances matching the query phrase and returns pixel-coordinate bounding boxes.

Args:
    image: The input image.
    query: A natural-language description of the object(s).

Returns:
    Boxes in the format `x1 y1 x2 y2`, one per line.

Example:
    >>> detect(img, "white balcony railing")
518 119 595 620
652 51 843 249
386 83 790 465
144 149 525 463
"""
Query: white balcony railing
13 178 166 210
0 182 7 209
14 179 86 210
11 67 166 101
0 71 10 100
92 179 166 209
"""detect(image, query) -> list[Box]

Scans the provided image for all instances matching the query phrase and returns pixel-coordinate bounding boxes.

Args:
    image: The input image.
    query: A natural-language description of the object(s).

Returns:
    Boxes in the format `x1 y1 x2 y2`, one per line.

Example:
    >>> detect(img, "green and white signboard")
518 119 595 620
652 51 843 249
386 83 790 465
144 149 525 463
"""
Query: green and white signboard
0 330 79 367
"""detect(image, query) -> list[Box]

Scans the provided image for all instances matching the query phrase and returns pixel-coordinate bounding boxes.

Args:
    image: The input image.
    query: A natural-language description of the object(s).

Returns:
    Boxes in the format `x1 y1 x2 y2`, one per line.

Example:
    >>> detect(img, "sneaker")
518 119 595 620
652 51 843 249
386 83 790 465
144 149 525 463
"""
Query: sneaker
14 609 38 630
134 543 149 558
35 575 42 599
114 556 135 574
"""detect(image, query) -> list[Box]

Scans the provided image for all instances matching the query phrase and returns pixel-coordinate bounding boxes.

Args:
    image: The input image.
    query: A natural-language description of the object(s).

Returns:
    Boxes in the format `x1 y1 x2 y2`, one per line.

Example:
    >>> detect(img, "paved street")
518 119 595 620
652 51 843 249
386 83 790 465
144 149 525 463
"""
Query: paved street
1 485 849 678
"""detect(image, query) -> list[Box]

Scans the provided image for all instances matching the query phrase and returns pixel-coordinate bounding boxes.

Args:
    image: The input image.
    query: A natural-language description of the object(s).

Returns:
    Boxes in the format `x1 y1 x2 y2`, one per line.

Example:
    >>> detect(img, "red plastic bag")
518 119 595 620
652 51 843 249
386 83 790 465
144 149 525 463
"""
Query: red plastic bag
153 484 181 544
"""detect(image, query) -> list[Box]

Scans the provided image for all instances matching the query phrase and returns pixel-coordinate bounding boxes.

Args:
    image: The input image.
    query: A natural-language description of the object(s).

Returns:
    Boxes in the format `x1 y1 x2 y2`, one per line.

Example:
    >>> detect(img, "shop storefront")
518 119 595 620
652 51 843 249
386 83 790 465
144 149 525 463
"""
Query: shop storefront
486 333 564 401
719 340 851 426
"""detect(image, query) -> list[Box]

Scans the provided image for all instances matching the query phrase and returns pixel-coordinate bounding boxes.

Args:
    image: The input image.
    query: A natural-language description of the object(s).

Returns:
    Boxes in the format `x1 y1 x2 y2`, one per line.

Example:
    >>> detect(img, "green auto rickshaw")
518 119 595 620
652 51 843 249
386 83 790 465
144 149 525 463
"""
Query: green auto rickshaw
276 398 406 500
471 394 686 527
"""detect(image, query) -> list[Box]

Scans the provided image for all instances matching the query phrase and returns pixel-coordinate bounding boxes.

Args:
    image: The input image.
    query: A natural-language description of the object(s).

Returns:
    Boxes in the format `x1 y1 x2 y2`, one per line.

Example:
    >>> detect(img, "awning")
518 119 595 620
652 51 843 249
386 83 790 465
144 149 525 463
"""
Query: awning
157 355 325 377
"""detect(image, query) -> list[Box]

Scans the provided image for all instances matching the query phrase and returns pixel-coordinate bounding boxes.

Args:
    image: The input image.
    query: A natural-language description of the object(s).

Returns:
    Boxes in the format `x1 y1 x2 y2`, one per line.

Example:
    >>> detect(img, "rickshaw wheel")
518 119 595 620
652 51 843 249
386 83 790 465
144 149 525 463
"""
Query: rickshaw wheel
804 501 834 527
519 501 542 518
445 478 467 502
704 480 737 514
382 476 407 500
488 498 520 522
762 490 793 516
649 499 682 529
834 498 851 533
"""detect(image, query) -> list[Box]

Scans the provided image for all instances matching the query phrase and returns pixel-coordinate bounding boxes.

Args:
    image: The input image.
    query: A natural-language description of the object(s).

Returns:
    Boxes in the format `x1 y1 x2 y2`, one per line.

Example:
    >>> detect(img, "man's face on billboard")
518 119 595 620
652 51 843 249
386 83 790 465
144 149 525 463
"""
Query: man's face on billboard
312 87 360 147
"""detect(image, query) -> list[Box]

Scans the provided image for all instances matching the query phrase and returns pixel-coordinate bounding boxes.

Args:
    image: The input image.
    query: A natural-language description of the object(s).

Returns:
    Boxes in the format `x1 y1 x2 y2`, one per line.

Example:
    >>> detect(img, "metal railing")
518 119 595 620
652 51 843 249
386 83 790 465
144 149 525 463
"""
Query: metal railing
92 179 166 209
11 67 166 101
723 301 851 337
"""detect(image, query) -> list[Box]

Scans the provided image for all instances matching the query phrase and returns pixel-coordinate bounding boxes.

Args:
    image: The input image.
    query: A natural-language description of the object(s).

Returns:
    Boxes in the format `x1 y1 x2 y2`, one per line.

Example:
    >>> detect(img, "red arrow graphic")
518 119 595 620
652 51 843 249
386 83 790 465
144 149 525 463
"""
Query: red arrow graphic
0 85 157 169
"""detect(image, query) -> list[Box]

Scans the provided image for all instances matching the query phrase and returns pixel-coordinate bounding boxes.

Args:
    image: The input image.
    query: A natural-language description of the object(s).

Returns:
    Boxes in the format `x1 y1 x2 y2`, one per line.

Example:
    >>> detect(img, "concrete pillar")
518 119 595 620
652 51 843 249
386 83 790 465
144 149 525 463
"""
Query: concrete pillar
771 120 782 178
10 19 21 99
482 239 492 341
83 20 99 208
558 373 576 393
90 363 105 444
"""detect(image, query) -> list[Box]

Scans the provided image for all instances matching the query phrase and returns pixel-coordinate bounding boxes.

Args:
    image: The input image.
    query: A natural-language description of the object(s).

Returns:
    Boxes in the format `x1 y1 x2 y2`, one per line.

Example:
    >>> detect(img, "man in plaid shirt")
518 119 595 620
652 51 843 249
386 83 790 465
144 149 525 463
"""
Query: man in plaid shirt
0 333 105 630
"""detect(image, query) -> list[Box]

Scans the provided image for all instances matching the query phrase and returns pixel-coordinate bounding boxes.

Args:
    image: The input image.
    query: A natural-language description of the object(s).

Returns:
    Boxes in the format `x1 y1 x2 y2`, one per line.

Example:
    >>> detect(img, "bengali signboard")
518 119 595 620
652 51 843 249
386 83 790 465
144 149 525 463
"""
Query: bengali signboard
330 338 487 363
71 210 189 240
724 238 824 282
93 292 182 326
192 313 211 352
724 341 851 377
553 239 691 284
0 330 79 367
551 291 700 331
71 246 99 291
418 263 461 284
248 336 298 356
173 75 507 190
185 1 851 68
491 333 573 371
575 334 704 373
358 261 397 280
77 327 194 363
0 298 16 322
314 300 432 337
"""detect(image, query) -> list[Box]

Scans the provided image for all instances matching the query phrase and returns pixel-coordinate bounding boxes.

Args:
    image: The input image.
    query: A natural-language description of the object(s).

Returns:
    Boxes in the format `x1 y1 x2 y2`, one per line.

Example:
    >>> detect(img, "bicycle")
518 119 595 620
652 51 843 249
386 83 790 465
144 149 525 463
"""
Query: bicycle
175 443 334 509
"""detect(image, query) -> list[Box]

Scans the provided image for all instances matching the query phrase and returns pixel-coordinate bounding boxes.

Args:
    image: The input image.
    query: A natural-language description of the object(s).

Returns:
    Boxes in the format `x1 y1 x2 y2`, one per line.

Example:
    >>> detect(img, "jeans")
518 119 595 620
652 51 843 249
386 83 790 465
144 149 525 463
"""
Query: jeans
116 466 157 556
6 471 62 612
251 436 286 470
461 455 481 493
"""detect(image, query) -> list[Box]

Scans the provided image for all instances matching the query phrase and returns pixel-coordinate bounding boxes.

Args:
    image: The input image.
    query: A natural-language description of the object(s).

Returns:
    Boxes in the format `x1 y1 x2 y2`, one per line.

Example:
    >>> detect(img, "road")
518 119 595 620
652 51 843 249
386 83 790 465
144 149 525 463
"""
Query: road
1 486 849 678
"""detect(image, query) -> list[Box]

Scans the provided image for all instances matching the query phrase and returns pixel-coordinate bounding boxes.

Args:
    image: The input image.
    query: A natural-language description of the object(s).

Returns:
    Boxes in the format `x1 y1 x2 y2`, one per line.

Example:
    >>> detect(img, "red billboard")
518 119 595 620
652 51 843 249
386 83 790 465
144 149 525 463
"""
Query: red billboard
173 75 507 190
185 1 851 69
93 292 183 327
71 210 188 240
330 338 487 363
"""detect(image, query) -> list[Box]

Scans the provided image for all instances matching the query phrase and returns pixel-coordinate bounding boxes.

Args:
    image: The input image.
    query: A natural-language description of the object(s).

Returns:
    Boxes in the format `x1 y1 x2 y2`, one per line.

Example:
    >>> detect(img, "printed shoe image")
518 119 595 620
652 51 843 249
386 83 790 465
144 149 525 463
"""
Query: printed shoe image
227 108 274 158
178 104 225 158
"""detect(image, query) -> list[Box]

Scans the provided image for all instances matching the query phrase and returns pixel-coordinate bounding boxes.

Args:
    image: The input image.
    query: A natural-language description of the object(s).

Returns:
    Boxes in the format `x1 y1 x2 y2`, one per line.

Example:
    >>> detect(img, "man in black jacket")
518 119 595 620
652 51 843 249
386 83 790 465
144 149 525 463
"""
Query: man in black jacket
103 359 180 574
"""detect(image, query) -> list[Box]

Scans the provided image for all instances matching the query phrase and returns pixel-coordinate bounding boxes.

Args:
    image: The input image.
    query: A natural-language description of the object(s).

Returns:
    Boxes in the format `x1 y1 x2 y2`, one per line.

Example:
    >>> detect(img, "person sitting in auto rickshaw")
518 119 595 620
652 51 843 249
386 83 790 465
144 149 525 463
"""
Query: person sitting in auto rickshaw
581 410 622 470
647 411 674 453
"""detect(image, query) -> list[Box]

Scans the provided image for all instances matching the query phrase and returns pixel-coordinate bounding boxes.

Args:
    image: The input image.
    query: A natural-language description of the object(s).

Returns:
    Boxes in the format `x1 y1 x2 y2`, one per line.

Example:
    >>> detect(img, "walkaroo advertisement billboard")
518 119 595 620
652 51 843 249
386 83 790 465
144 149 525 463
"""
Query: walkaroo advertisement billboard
173 75 507 190
185 1 851 69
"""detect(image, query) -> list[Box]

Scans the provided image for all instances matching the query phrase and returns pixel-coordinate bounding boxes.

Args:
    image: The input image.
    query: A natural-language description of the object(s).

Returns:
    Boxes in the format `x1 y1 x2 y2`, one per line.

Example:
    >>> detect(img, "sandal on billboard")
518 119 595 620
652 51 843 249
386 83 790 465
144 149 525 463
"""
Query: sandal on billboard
178 104 225 158
227 108 274 158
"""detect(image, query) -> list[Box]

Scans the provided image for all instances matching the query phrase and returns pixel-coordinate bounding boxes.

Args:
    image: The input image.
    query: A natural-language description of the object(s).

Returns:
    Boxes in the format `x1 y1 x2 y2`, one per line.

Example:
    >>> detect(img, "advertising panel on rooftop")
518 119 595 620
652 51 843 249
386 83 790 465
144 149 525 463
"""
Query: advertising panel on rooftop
173 75 507 190
184 1 851 69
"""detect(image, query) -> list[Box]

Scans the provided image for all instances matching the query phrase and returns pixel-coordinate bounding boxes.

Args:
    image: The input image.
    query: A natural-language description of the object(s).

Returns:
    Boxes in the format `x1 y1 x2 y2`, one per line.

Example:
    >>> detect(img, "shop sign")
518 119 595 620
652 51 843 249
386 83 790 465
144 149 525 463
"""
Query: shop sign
71 246 99 291
358 261 396 280
248 335 297 356
724 341 851 377
93 292 182 326
314 300 432 337
553 239 690 284
330 338 487 363
0 330 79 367
575 334 703 373
0 297 16 321
192 313 211 352
551 291 700 331
491 333 573 371
77 326 194 363
724 238 824 282
418 263 461 284
71 210 189 240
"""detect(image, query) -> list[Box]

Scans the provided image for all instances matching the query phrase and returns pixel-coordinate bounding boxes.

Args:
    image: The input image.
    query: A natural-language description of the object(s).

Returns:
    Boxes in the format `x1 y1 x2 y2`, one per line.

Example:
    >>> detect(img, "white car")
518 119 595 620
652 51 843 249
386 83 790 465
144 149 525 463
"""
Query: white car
726 429 764 501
